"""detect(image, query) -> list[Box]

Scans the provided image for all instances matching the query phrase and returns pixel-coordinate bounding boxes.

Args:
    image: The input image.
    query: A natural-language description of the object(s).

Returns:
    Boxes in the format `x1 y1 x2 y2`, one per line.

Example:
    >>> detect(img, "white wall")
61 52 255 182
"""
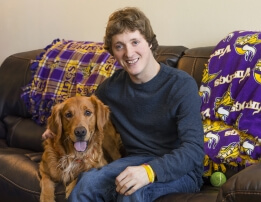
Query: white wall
1 0 261 64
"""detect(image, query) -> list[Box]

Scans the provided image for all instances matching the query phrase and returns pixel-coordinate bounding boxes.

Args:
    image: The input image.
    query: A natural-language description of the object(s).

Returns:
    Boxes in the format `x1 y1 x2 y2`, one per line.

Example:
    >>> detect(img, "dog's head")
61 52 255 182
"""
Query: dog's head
47 95 110 153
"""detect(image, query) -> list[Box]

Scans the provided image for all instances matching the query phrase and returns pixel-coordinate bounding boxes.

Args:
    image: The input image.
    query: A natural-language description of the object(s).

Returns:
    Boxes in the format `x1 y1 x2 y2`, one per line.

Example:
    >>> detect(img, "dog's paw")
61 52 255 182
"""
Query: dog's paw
65 179 77 199
40 194 55 202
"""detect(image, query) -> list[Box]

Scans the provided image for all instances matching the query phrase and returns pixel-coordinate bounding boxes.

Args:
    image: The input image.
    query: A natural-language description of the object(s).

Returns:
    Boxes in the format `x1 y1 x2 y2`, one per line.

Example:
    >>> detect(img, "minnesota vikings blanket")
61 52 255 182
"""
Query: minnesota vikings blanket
21 39 122 125
200 31 261 176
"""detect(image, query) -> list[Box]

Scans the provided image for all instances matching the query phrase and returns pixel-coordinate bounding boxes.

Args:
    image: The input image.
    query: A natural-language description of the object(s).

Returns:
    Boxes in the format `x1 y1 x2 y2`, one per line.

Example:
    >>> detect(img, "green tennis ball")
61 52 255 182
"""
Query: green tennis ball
210 172 227 187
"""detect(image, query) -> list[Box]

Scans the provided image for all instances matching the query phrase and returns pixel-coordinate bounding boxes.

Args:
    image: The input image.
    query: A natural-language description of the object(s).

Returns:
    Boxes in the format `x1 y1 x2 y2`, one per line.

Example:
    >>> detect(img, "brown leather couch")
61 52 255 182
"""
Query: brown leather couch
1 45 261 202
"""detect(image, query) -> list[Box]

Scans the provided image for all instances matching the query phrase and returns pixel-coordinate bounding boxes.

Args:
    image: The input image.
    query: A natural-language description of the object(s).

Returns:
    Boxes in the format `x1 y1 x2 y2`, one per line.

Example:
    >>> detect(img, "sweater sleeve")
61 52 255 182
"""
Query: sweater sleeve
148 77 204 183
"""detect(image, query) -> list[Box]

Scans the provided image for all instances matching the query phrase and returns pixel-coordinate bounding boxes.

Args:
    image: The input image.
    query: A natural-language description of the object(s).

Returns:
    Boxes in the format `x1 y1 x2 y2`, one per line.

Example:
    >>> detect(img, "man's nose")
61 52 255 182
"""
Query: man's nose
125 45 134 57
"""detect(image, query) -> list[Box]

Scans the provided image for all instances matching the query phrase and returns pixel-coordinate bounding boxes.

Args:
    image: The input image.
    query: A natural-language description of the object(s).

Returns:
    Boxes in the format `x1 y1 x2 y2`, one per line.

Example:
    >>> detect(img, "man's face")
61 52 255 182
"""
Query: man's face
111 30 155 83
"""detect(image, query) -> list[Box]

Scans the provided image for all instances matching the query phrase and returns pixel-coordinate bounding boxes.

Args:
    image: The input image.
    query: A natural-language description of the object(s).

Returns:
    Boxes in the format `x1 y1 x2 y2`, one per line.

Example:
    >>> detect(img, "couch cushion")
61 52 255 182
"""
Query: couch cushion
0 139 7 148
217 163 261 202
0 148 66 202
156 185 218 202
0 120 6 138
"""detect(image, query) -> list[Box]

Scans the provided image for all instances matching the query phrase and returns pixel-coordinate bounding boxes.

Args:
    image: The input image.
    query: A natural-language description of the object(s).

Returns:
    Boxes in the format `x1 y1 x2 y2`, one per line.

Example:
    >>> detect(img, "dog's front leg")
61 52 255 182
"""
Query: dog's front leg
40 174 56 202
65 178 77 199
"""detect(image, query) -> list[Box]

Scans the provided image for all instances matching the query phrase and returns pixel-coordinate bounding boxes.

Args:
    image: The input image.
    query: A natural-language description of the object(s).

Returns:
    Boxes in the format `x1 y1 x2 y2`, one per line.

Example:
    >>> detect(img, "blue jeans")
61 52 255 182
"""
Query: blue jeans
68 156 200 202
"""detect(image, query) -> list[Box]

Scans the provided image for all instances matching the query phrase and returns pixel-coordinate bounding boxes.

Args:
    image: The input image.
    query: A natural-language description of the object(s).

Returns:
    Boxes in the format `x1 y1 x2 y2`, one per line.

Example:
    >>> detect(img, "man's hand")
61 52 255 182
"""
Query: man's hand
42 128 55 140
115 165 150 196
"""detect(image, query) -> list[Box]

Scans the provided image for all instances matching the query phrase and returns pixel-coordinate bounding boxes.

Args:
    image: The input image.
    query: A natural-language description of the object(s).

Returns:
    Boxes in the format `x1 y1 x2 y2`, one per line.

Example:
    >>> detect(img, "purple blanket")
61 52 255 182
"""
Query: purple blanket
200 31 261 176
21 39 122 125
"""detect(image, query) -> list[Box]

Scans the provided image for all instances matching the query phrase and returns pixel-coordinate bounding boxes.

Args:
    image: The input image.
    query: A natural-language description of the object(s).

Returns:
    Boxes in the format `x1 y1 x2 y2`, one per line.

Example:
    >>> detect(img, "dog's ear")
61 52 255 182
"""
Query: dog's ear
47 102 64 140
90 95 110 132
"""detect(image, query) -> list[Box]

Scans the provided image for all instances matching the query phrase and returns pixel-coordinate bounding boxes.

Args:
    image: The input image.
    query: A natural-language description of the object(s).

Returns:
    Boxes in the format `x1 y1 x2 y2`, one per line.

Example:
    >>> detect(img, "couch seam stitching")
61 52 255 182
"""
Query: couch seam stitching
0 174 40 195
224 191 261 201
9 55 33 61
8 117 23 146
182 55 209 59
191 58 197 76
0 174 65 195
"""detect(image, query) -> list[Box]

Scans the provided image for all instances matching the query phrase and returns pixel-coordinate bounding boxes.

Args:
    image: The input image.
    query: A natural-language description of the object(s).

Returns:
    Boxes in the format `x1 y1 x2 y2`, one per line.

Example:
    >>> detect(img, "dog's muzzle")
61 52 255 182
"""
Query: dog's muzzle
74 126 88 152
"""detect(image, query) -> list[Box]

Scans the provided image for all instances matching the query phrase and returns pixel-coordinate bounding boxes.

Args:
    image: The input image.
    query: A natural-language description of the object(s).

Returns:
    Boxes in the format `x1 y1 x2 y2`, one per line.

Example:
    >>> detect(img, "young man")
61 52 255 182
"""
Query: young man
68 7 204 201
44 7 204 202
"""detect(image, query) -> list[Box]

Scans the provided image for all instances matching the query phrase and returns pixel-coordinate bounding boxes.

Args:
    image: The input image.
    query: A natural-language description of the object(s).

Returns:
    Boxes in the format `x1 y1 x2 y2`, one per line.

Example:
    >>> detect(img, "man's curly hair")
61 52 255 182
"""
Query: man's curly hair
104 7 158 56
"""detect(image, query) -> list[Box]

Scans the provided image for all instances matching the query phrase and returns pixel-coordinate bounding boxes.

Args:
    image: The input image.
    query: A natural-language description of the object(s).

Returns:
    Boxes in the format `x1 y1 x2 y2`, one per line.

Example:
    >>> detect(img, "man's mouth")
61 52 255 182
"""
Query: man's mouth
74 141 87 152
126 58 139 64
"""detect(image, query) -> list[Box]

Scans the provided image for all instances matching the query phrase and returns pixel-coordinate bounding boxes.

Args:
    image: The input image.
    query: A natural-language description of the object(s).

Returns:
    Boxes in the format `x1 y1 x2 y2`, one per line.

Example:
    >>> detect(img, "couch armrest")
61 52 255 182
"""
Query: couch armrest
3 116 45 152
217 163 261 202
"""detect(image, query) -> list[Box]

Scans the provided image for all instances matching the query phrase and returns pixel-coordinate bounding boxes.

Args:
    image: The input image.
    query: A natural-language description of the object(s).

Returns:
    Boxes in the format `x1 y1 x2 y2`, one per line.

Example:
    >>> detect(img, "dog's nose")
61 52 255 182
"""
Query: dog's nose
74 126 87 138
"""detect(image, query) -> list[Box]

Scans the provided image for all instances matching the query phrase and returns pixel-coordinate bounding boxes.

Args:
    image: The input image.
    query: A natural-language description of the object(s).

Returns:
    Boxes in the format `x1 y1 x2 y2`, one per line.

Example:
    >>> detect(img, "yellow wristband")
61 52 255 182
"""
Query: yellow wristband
142 164 155 183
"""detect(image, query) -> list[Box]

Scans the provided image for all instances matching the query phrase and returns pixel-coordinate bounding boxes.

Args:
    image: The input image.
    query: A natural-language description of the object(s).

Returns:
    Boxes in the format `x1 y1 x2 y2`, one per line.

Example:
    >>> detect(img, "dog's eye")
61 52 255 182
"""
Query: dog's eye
84 110 92 116
65 112 73 118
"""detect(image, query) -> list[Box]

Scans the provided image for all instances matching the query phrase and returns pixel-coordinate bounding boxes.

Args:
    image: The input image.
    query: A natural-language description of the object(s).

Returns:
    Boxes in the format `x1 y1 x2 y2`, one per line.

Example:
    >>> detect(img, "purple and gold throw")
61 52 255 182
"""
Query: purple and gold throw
21 39 122 125
200 31 261 176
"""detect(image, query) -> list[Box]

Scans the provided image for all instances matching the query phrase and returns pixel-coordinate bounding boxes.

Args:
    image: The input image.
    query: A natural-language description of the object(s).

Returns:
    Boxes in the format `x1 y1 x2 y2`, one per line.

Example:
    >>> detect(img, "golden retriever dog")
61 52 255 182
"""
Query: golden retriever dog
39 95 122 202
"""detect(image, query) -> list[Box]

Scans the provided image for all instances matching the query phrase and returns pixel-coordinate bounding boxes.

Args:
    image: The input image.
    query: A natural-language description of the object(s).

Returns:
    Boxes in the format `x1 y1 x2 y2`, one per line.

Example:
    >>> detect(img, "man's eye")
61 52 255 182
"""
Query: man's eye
85 110 92 116
115 44 123 50
65 112 73 118
133 40 139 46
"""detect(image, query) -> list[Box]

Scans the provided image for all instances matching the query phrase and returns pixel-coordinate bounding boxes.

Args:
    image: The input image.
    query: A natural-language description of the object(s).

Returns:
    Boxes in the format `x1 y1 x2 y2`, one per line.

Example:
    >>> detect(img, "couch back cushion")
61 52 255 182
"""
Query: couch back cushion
155 45 188 67
20 40 187 126
0 50 43 121
0 41 187 151
177 46 214 87
0 43 187 125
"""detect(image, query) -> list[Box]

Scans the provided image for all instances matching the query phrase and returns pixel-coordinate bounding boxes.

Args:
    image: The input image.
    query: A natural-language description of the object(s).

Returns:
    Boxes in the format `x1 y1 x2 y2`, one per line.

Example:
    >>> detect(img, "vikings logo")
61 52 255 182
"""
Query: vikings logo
253 59 261 84
203 120 230 149
216 142 240 162
199 64 220 103
215 85 234 121
242 140 255 156
234 33 261 61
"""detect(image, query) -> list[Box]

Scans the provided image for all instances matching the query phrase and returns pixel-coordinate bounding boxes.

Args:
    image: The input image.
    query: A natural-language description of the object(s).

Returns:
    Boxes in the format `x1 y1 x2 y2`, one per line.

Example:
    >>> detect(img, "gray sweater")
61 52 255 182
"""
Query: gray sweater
95 63 204 186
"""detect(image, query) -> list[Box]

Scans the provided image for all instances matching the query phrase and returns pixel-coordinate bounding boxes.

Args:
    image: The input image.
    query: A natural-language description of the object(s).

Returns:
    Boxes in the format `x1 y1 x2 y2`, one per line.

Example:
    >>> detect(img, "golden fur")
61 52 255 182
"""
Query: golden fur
39 95 122 202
